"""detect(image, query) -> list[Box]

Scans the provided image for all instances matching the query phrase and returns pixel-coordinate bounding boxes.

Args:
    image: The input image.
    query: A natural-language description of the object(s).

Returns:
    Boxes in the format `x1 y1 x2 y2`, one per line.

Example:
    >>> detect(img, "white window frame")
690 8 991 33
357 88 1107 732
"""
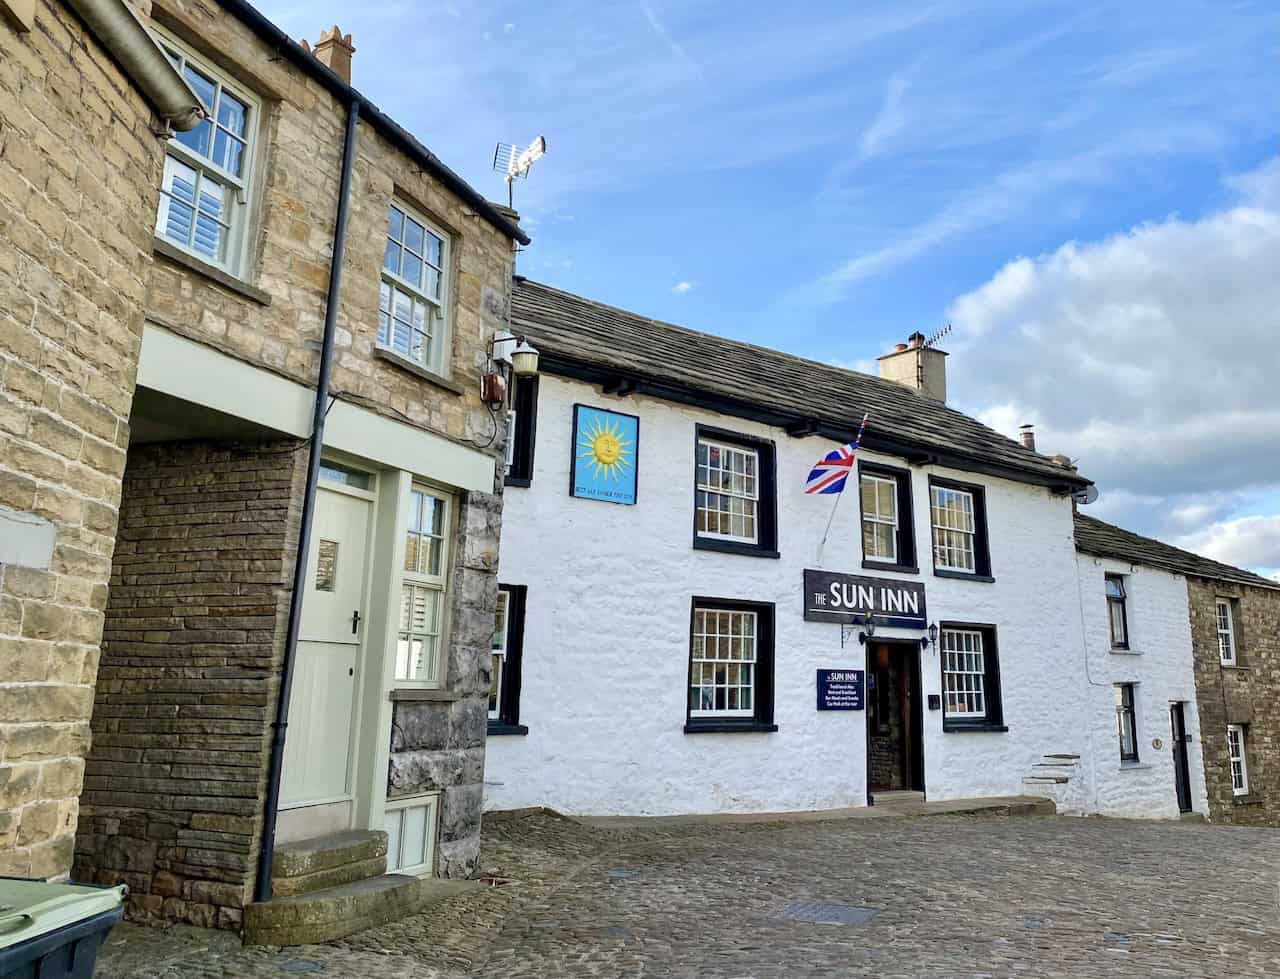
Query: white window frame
489 588 510 720
1227 724 1249 796
504 409 517 474
860 473 899 563
395 484 452 687
383 792 439 875
695 438 760 545
379 199 452 376
1217 599 1236 665
931 485 977 573
941 628 986 719
152 29 259 276
690 607 758 718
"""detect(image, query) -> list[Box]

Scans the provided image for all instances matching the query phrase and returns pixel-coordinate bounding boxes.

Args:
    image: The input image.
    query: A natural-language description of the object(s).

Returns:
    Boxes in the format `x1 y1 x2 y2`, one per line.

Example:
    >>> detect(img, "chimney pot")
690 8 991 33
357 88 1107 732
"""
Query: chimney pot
907 331 926 349
308 24 356 85
893 343 909 352
1019 424 1036 452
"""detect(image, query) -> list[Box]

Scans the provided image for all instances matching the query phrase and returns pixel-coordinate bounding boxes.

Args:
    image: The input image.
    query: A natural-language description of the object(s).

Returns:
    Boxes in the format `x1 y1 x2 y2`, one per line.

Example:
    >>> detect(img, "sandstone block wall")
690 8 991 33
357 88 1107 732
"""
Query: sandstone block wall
0 0 163 879
1189 578 1280 825
75 439 307 928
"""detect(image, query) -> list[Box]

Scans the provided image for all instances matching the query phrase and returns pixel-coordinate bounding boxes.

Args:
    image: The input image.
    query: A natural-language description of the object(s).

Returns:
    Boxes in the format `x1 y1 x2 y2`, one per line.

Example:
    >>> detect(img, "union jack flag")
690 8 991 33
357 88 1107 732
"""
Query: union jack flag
803 414 869 495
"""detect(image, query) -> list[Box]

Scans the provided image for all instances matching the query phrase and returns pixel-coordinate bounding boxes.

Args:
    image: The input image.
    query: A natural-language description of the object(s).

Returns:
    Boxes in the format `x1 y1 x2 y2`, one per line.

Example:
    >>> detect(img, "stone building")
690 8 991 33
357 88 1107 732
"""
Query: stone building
1073 515 1280 824
1 0 528 941
490 279 1119 817
0 0 200 882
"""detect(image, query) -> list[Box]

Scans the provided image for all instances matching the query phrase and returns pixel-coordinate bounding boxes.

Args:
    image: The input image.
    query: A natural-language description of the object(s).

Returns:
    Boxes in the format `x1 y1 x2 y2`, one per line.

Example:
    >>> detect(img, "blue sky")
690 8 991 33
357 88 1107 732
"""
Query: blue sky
264 0 1280 576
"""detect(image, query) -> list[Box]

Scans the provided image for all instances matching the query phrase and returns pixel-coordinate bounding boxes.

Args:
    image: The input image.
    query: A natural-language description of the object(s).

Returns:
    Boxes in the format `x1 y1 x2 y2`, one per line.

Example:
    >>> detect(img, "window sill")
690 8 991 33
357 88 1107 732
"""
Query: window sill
692 537 780 559
1109 647 1141 655
933 569 995 583
942 722 1008 733
1220 663 1250 671
487 721 529 736
1233 794 1263 807
684 720 778 735
504 475 533 489
153 237 272 306
1119 761 1151 771
862 560 919 576
374 347 467 395
389 687 459 702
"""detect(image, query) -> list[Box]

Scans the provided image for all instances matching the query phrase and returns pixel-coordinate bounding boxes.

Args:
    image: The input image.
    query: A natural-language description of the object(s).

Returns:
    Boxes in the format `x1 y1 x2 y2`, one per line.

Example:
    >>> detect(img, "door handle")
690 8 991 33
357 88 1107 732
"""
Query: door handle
351 609 361 635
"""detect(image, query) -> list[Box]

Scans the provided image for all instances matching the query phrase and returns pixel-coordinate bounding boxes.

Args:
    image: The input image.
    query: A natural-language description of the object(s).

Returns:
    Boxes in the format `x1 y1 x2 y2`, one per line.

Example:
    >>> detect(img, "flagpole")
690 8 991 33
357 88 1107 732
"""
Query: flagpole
815 413 870 566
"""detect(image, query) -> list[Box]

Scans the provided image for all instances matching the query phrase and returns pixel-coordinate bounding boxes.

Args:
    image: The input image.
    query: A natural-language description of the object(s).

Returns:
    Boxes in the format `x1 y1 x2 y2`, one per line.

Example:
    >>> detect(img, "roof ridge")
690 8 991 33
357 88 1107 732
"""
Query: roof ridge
513 277 1053 469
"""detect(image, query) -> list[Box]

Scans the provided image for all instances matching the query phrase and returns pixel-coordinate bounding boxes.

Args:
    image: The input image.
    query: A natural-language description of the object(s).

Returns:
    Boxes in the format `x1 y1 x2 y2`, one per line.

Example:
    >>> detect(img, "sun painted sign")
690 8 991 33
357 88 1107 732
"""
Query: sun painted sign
570 404 639 505
803 569 927 629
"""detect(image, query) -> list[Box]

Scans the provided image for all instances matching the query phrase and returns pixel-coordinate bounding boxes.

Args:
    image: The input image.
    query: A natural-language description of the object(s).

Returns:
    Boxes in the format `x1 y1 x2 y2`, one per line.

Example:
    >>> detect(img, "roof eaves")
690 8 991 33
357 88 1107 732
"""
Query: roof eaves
213 0 530 246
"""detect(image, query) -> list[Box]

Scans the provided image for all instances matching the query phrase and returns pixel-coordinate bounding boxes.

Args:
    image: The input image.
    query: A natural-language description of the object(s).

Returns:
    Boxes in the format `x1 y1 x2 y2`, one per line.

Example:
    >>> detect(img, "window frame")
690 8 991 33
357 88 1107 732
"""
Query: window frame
684 597 776 734
938 622 1004 732
382 792 439 875
393 484 453 688
1216 598 1237 666
152 29 261 278
378 199 453 377
928 477 992 580
488 584 528 736
1227 724 1249 796
1115 683 1139 763
857 461 917 574
1106 574 1130 650
691 426 778 558
504 376 539 487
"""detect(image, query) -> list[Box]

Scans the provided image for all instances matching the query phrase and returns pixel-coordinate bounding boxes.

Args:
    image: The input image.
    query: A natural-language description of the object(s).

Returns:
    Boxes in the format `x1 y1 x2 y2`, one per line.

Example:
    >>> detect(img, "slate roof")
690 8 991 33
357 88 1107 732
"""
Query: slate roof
1073 512 1279 589
511 278 1091 490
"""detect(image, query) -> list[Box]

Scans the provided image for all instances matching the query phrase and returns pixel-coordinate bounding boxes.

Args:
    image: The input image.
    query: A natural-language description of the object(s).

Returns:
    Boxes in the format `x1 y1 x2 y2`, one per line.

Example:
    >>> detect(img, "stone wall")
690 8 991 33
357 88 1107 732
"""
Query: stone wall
0 1 163 878
75 439 307 928
1189 577 1280 825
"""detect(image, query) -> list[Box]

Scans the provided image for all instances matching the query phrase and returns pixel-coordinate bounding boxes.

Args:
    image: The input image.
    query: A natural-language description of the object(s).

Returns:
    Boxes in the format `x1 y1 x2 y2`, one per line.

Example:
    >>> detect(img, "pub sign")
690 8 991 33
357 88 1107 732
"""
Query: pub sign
803 569 927 629
817 669 865 711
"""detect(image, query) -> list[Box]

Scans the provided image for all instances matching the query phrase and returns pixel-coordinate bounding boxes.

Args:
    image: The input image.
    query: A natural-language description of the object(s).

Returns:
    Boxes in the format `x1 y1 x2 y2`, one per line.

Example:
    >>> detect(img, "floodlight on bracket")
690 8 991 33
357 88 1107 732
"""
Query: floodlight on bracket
492 135 547 209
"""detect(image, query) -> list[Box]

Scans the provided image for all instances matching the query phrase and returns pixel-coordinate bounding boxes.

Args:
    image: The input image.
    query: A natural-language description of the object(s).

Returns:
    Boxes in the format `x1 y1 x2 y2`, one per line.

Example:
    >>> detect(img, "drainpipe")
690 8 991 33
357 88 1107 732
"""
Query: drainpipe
64 0 205 131
254 96 362 904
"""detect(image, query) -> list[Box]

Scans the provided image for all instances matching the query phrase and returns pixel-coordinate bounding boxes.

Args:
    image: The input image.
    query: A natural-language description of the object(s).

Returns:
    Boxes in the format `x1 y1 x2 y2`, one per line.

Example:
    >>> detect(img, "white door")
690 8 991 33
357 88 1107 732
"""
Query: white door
281 487 371 809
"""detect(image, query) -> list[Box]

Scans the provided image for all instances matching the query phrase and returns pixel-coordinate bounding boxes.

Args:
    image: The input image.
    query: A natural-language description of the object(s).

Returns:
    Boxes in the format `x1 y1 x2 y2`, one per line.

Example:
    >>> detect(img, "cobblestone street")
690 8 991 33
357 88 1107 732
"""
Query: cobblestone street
98 808 1280 978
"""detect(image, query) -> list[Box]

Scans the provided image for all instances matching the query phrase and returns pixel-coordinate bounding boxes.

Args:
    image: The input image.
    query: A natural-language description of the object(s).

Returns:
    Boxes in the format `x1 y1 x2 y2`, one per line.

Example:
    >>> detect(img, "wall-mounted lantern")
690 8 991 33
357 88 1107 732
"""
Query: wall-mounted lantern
482 330 540 407
920 623 938 654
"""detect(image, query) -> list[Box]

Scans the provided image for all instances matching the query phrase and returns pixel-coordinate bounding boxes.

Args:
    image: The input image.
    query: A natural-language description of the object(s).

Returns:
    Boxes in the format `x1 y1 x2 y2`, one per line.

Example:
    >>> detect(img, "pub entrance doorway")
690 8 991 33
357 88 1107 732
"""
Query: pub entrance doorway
867 640 925 801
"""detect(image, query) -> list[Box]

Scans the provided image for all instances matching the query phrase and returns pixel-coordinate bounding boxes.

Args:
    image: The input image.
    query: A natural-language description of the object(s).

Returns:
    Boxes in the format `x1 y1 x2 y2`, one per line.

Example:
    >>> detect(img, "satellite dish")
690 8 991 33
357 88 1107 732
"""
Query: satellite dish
1072 485 1100 505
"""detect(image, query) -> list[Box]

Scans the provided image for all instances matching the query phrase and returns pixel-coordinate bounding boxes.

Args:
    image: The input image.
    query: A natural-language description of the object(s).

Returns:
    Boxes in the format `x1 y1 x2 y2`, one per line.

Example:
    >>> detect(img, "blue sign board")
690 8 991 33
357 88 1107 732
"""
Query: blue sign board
570 404 639 505
817 669 865 711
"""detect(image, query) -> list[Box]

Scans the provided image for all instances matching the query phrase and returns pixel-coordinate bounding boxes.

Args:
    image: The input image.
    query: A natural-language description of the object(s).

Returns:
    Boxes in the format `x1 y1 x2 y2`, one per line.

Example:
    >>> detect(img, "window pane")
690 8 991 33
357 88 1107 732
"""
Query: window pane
193 179 227 261
384 241 401 274
158 156 197 246
423 230 442 267
401 251 423 290
387 205 404 241
404 218 425 256
217 90 248 137
183 64 216 111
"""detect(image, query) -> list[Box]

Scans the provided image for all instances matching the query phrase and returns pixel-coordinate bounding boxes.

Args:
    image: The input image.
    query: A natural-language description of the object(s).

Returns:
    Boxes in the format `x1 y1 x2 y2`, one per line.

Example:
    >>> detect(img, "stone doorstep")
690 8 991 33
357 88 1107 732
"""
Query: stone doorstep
271 854 388 898
271 830 388 880
243 875 476 947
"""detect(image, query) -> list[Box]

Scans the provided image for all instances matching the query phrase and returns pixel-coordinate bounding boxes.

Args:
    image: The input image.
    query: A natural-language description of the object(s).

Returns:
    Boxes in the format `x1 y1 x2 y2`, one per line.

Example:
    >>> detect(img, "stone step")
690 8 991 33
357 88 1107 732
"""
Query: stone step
1023 775 1070 784
245 874 476 946
271 830 388 899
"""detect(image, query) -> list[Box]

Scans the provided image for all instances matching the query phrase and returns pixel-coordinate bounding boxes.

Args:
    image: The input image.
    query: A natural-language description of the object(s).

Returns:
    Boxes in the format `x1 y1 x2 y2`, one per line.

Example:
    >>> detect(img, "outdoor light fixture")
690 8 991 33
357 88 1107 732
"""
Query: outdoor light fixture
920 623 939 654
481 332 540 407
857 615 877 646
510 339 540 377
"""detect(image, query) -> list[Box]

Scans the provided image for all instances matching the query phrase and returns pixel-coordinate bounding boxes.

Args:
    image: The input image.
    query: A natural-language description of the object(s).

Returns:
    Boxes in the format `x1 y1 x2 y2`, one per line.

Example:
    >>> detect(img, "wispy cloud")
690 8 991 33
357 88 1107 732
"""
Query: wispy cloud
858 74 909 160
640 5 703 81
671 280 695 295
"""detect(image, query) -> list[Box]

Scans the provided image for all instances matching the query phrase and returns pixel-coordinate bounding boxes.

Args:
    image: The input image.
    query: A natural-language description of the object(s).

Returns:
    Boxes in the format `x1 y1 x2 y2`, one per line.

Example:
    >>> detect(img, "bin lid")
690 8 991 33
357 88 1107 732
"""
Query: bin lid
0 879 125 950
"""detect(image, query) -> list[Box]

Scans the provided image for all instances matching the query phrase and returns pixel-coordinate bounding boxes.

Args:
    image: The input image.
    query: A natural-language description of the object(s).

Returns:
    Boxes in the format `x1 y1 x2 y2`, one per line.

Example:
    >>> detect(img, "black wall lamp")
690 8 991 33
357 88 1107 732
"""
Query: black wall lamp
841 614 877 649
920 623 939 653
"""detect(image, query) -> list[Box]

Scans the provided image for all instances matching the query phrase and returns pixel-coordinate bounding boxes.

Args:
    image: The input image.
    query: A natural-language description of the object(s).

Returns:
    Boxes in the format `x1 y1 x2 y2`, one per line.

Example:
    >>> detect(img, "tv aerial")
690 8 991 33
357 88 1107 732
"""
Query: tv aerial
492 135 547 209
923 324 952 349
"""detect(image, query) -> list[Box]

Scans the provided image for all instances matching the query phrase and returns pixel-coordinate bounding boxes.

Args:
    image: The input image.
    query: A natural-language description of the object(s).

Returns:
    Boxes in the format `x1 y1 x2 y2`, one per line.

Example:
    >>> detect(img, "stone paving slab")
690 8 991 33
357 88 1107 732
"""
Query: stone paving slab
98 808 1280 978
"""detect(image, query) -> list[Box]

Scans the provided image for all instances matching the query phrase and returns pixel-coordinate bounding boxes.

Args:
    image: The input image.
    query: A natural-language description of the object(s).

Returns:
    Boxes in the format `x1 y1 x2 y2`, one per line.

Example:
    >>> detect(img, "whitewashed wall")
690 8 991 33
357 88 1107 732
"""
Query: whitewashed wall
490 374 1101 816
1072 554 1208 819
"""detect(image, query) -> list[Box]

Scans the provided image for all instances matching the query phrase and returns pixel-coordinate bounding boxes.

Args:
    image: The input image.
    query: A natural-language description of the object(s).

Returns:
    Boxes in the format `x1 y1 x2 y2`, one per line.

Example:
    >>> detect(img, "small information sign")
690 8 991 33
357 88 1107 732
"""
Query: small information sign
816 669 865 711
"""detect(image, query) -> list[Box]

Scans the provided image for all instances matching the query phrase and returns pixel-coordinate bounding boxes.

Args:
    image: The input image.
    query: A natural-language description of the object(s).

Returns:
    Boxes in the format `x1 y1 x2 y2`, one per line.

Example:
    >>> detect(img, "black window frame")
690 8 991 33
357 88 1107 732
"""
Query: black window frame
691 425 779 559
928 476 993 582
938 621 1005 733
1105 574 1129 650
684 596 777 734
1115 682 1138 762
857 461 918 574
504 375 539 488
487 583 528 736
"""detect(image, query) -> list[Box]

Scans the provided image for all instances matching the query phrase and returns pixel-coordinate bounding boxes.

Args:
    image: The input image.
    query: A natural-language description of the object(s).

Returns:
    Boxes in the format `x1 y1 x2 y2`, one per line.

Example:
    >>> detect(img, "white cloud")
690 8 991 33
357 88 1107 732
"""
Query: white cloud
671 280 695 295
858 74 909 159
945 156 1280 571
503 22 515 35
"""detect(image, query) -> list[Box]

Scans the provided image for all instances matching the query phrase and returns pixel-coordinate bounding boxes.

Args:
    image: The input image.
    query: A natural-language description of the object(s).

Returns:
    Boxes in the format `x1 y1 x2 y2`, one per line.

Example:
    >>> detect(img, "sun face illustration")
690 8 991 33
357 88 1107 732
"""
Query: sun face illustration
578 417 633 481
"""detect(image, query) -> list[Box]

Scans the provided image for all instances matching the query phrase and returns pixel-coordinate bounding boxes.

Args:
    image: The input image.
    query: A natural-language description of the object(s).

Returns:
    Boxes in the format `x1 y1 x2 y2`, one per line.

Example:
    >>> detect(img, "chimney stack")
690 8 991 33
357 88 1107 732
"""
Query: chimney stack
877 331 948 403
302 26 356 85
1019 424 1036 452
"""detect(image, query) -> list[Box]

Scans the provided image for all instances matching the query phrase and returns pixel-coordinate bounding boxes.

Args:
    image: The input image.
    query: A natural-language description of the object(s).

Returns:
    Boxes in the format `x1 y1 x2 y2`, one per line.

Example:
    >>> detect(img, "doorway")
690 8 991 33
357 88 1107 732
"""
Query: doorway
1170 702 1193 813
279 484 373 837
867 640 924 799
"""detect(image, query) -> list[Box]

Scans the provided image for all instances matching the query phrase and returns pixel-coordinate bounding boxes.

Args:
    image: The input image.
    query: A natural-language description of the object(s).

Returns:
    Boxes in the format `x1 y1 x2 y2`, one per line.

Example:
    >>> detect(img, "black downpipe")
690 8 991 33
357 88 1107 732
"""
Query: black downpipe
253 96 361 904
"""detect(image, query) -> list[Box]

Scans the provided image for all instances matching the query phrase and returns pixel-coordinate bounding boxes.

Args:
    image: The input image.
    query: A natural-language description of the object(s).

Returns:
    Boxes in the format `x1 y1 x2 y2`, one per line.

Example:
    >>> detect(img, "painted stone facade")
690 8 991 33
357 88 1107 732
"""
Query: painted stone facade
490 374 1095 816
1188 577 1280 825
0 0 167 879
